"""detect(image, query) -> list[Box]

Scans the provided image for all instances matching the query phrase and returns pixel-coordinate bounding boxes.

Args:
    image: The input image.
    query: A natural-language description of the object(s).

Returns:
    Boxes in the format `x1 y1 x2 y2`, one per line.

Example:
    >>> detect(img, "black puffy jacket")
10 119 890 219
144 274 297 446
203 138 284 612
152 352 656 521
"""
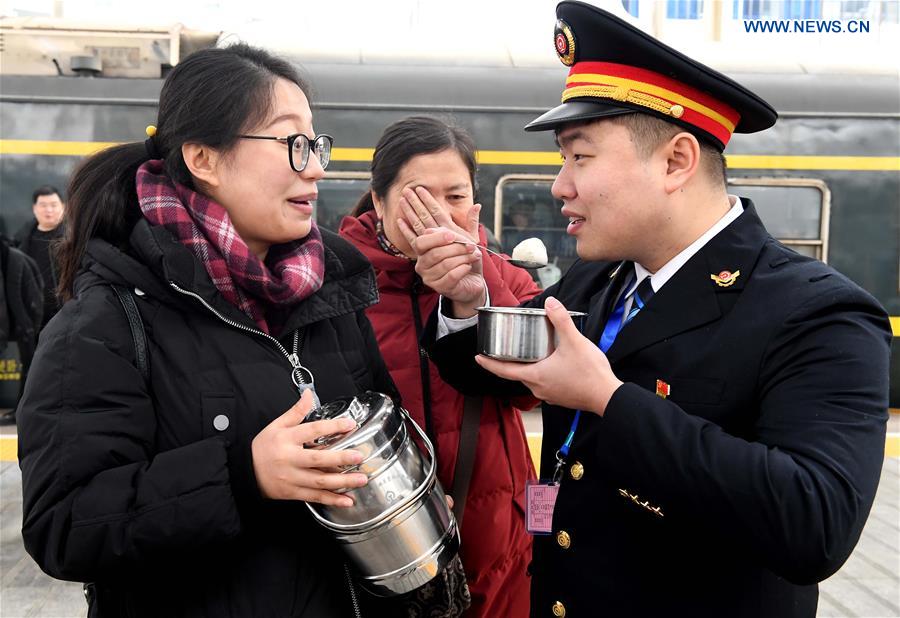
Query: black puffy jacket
18 219 398 617
1 237 44 354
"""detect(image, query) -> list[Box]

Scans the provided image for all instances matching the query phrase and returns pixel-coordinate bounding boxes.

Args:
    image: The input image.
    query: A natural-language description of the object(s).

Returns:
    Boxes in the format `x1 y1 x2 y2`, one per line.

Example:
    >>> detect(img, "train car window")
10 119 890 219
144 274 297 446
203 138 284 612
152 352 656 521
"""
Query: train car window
495 175 576 288
314 172 372 233
728 178 830 262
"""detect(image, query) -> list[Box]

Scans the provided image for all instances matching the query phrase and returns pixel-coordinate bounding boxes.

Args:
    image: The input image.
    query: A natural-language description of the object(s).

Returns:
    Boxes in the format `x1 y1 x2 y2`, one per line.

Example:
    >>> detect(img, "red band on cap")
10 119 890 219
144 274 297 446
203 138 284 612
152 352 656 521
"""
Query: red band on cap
563 61 740 145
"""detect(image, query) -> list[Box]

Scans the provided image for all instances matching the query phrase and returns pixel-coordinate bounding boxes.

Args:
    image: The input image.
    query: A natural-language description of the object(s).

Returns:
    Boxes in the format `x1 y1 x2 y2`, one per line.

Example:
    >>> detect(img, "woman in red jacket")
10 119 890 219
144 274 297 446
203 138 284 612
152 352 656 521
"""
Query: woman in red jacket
340 116 540 617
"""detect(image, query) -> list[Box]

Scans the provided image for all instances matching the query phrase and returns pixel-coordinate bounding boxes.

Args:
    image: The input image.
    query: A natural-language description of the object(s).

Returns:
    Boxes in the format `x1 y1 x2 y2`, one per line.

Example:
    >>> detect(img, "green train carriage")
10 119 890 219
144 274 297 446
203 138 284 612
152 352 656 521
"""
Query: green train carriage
1 58 897 405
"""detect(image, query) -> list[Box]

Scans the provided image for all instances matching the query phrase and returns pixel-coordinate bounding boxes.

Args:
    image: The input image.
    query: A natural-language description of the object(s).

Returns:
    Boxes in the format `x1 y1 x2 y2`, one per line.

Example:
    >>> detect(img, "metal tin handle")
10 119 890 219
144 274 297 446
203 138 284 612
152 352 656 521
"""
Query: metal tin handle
306 405 438 532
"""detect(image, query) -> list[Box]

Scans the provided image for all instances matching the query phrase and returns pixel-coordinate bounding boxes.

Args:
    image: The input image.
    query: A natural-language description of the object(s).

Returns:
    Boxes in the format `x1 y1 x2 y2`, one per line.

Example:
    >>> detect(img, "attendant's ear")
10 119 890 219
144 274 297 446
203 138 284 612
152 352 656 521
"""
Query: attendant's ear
662 132 701 194
371 191 385 219
182 143 222 189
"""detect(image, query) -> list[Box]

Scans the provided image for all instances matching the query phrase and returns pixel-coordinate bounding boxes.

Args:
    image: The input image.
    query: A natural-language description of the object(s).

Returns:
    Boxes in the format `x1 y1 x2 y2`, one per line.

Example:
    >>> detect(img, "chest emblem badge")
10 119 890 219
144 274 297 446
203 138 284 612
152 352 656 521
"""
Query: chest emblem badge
710 269 740 287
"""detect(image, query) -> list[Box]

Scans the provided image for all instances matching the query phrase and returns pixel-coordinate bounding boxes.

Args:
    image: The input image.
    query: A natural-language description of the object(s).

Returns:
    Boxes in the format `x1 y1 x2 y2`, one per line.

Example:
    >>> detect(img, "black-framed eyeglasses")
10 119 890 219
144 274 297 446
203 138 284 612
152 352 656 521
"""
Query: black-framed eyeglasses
237 133 334 172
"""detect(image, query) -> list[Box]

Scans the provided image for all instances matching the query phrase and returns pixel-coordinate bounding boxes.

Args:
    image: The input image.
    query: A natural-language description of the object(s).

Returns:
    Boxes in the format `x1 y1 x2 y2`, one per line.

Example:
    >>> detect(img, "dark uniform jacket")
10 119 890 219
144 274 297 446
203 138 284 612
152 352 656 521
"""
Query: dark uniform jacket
0 238 43 362
426 201 891 618
14 220 65 326
18 219 398 617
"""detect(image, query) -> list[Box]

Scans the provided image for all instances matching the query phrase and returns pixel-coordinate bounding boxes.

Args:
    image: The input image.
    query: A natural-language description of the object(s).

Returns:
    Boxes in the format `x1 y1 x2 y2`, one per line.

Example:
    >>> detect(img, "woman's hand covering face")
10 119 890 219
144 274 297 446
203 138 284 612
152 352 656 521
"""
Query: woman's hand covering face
398 185 480 243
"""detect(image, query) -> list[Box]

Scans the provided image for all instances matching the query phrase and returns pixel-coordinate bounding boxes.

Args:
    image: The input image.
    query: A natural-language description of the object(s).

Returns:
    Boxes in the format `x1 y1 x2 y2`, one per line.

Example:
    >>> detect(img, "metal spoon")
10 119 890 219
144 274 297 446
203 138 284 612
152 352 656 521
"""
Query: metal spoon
452 240 547 269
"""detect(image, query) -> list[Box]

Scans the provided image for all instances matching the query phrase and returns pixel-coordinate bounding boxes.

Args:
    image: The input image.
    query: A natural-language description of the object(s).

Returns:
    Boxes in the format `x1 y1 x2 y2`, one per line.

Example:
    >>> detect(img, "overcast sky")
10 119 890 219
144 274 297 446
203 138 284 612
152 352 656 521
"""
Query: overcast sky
3 0 897 70
5 0 566 31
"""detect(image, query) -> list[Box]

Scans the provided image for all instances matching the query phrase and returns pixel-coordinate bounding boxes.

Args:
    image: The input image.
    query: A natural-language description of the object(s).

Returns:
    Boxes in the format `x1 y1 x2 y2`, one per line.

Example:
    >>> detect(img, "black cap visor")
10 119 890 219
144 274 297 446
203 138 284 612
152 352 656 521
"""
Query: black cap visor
525 98 728 149
524 100 636 132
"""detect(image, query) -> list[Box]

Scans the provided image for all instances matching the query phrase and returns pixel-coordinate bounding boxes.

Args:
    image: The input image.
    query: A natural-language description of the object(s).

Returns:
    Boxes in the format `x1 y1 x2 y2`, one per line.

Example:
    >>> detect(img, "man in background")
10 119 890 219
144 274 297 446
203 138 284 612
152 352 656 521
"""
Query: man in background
14 186 65 328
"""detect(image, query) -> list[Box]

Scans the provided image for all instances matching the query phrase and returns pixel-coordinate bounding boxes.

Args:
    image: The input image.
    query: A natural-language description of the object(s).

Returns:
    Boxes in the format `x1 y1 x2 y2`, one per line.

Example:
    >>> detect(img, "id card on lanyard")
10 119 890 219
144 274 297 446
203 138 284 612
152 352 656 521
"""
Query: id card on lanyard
525 410 582 535
525 480 560 534
525 267 631 535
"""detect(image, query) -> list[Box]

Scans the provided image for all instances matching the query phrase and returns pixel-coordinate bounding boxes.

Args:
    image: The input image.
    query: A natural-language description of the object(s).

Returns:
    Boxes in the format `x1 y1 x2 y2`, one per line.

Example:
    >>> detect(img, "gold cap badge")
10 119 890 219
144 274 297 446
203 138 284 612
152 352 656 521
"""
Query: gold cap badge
710 269 740 287
554 20 576 66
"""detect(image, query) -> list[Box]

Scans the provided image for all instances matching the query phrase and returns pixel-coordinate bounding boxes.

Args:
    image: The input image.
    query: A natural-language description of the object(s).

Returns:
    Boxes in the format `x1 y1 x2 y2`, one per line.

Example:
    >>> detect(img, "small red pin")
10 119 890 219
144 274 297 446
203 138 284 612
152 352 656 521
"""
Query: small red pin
655 379 670 399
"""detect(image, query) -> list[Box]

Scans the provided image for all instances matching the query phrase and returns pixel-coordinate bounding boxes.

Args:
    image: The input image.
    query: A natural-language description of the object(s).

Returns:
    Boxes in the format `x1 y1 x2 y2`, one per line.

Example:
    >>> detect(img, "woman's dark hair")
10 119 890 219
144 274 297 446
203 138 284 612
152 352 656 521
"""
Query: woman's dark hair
56 43 310 300
350 116 477 217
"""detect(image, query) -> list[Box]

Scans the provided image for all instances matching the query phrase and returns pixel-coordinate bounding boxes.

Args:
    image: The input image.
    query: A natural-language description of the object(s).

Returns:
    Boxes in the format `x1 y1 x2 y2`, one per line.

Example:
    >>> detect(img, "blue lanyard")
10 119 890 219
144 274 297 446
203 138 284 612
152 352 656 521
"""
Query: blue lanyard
551 271 633 484
559 411 581 458
552 409 582 483
551 410 581 484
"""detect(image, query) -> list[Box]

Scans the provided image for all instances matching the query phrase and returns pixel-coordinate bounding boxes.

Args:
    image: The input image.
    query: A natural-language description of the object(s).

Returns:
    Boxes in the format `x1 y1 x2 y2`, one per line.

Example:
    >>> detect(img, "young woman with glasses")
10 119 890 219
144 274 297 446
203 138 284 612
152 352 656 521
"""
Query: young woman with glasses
17 44 400 617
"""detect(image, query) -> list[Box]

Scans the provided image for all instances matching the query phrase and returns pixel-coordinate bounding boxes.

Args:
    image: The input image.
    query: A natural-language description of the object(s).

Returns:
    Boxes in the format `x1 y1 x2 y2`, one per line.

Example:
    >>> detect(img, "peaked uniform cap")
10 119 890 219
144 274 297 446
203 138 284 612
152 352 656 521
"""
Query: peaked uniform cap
525 0 777 149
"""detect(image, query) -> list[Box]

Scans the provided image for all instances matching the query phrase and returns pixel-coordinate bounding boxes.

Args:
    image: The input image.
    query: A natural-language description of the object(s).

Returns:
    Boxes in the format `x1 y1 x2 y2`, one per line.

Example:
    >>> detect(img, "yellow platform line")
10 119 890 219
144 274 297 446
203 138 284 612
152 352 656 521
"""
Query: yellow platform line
527 434 542 472
1 140 899 171
888 433 900 458
2 433 897 464
0 436 17 462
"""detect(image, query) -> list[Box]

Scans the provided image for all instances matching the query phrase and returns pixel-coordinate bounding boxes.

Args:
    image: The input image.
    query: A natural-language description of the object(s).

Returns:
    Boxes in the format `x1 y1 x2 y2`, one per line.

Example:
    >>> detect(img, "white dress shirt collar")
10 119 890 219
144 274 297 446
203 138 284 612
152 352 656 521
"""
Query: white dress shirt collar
627 196 744 297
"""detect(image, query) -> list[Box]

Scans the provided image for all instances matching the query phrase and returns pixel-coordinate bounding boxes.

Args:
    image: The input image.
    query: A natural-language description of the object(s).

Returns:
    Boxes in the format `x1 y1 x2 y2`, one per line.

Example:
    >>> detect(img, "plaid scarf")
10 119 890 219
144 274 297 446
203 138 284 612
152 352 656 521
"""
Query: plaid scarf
136 160 325 334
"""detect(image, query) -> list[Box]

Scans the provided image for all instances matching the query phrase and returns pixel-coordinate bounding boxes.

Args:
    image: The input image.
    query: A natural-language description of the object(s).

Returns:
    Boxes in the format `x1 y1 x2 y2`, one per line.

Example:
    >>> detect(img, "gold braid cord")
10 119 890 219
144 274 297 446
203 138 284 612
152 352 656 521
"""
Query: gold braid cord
563 85 683 118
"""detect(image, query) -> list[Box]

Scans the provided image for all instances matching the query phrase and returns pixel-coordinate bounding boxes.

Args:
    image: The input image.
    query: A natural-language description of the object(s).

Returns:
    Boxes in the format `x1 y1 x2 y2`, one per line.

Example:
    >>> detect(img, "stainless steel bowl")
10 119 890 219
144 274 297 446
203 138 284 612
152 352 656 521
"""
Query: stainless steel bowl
477 306 587 362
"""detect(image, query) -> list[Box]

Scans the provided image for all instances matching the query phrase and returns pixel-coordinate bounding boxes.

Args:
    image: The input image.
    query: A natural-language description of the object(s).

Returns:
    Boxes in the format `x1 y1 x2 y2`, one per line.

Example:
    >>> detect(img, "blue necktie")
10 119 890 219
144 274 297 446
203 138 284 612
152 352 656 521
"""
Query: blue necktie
598 276 655 353
560 275 655 463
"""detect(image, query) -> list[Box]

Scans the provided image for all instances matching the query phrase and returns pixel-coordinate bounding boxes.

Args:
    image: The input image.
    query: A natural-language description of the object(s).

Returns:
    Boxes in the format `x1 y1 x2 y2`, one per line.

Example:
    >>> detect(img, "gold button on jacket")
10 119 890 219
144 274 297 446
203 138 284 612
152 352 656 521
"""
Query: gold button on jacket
552 600 566 617
569 461 584 480
556 530 571 549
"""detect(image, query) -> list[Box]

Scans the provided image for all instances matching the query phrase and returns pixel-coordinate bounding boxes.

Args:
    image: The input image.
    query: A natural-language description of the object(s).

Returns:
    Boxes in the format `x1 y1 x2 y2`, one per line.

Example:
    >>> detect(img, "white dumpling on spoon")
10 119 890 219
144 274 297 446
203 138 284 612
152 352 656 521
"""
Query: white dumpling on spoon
450 236 548 269
510 237 548 269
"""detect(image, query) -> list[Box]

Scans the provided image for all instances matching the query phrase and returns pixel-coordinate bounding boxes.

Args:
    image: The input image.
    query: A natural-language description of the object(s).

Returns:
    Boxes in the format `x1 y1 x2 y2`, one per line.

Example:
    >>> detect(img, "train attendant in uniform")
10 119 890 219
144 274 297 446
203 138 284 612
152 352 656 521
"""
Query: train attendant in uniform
403 3 892 617
340 116 540 617
17 44 403 617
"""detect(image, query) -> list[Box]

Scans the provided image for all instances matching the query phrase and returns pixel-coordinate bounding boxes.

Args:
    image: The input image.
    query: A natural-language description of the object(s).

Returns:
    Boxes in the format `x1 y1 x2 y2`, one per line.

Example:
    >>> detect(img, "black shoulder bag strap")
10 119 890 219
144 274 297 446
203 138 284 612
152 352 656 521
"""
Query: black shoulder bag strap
450 396 482 529
83 285 149 614
110 284 149 382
